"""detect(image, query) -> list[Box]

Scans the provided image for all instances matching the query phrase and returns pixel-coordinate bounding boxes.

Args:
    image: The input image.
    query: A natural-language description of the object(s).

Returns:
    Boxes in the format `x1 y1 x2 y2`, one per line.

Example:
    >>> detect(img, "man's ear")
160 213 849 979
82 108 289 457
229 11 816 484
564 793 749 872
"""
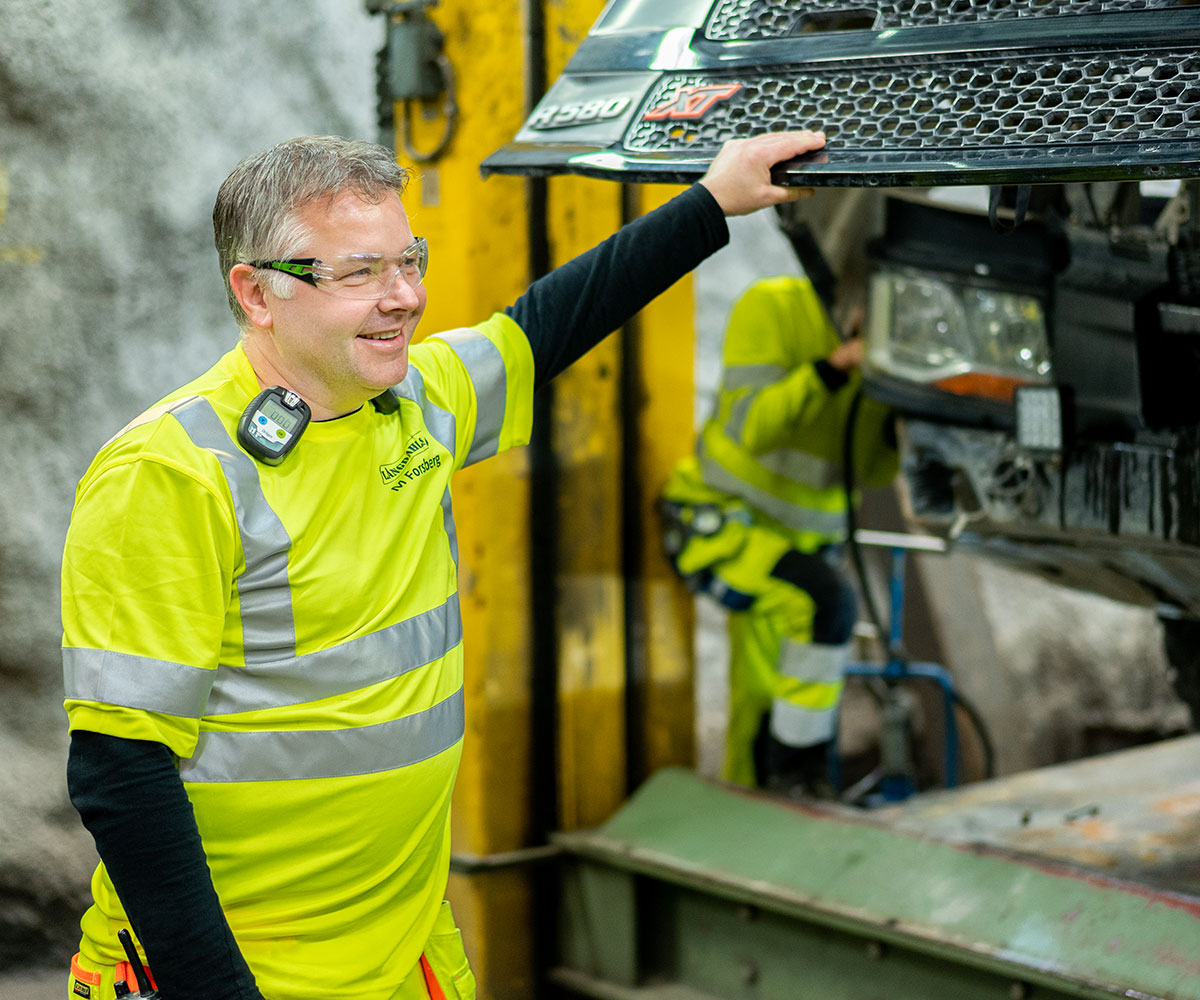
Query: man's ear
230 264 273 329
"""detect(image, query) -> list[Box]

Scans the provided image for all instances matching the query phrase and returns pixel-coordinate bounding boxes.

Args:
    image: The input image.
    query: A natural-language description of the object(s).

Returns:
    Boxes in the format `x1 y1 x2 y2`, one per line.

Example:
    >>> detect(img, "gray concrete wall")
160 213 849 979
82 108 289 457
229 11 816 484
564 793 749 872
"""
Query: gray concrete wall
0 0 382 972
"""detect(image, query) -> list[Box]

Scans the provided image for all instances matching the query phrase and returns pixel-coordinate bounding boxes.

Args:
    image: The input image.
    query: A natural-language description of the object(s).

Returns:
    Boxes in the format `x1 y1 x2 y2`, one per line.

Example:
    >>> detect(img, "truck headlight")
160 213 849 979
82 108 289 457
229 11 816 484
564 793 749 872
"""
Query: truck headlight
866 266 1051 403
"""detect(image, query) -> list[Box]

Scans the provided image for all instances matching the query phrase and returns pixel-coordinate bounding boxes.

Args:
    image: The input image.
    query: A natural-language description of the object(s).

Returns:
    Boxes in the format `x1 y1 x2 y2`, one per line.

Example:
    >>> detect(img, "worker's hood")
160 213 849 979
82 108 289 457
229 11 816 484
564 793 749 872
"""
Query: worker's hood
481 0 1200 187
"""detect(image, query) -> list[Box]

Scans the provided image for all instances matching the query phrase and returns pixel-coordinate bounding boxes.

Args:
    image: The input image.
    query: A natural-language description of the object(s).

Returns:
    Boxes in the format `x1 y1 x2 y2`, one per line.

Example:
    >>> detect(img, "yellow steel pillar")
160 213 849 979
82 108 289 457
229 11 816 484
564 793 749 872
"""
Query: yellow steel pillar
391 1 703 994
544 0 629 834
626 183 697 782
392 4 538 998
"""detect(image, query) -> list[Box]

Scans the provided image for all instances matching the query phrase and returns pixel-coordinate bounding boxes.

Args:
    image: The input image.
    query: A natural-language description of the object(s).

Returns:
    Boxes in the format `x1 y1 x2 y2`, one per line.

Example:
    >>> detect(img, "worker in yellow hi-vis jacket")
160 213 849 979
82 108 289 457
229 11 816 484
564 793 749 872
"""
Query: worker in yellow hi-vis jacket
663 275 898 794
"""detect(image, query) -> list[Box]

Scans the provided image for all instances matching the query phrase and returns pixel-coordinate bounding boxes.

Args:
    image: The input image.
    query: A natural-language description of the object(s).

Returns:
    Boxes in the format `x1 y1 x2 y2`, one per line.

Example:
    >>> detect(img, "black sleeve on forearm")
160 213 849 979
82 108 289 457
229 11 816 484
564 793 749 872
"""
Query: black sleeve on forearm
814 359 850 392
67 730 262 1000
506 183 729 388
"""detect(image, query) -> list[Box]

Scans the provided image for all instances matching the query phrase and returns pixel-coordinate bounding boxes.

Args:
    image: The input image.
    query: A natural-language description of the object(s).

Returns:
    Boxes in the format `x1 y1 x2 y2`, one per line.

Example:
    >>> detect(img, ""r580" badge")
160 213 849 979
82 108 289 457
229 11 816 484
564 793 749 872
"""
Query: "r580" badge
526 97 632 129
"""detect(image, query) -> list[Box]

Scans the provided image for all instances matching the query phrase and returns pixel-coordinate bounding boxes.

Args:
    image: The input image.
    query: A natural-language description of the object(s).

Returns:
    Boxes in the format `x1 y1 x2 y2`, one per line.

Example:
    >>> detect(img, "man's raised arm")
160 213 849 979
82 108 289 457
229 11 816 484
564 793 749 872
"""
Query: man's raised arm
505 131 827 387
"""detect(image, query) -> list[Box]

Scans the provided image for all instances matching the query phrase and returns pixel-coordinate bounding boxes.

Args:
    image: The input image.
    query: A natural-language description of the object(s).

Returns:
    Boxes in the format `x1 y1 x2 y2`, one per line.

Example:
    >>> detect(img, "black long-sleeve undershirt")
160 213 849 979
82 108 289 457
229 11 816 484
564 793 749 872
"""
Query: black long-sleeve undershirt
67 182 728 998
507 183 728 387
67 731 263 999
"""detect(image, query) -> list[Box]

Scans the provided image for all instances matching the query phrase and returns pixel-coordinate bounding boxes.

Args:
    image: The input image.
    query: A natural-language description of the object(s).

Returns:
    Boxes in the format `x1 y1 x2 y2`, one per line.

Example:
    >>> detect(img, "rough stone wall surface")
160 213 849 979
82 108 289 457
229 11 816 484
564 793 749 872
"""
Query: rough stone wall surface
0 0 381 971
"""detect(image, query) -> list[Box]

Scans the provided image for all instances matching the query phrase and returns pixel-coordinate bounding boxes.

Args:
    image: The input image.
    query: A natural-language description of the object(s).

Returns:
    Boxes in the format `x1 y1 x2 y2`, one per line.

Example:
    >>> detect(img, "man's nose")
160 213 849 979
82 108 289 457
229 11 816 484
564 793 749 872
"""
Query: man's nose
378 269 422 309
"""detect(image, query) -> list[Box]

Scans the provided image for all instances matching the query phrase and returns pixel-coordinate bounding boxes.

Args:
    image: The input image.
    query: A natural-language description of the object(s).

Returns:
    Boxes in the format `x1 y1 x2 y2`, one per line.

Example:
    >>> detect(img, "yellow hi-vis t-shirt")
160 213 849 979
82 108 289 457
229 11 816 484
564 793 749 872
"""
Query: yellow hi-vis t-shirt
695 276 897 551
61 314 533 1000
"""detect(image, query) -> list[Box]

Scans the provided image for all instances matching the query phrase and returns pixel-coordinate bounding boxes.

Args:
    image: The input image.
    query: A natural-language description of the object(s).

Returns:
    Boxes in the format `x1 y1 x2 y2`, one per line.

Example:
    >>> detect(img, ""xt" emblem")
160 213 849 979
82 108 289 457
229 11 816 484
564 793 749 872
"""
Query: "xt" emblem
642 83 743 121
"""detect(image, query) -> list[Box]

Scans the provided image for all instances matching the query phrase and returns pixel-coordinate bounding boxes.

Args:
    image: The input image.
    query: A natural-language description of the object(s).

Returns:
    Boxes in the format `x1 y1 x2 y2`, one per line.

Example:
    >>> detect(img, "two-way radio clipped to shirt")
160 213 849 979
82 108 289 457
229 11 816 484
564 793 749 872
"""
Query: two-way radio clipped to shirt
114 928 160 999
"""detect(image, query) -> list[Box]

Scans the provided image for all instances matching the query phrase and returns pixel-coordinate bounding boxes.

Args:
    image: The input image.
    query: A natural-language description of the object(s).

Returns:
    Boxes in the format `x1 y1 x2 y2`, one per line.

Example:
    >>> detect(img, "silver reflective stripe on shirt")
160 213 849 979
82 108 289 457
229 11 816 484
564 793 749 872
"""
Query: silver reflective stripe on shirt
722 364 787 391
757 447 843 490
206 592 463 716
387 370 461 565
179 685 466 782
698 453 848 538
721 366 843 472
769 699 838 746
172 397 296 664
63 647 214 718
726 392 755 443
435 329 507 466
396 366 458 459
440 486 458 567
769 640 846 746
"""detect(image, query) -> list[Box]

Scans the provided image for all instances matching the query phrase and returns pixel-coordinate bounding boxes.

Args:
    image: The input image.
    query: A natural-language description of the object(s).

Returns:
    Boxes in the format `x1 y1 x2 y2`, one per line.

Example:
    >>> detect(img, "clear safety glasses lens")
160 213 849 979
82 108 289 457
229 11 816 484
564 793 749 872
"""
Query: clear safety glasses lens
257 237 429 300
314 238 429 299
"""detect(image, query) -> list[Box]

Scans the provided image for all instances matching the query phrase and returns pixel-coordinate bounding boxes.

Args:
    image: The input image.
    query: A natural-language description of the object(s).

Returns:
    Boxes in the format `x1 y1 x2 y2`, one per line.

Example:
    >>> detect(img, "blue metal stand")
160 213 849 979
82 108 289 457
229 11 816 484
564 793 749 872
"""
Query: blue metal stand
834 533 961 803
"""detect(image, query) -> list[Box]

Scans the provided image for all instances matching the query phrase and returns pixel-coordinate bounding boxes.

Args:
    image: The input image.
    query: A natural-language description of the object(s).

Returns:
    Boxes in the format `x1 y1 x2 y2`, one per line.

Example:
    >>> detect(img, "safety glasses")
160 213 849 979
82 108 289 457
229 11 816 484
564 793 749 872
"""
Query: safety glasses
253 237 428 299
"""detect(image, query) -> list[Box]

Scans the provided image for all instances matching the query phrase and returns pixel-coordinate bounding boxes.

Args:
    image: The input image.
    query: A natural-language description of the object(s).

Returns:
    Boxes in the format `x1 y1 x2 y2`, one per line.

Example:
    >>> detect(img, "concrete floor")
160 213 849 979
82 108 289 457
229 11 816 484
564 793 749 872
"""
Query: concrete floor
2 968 64 1000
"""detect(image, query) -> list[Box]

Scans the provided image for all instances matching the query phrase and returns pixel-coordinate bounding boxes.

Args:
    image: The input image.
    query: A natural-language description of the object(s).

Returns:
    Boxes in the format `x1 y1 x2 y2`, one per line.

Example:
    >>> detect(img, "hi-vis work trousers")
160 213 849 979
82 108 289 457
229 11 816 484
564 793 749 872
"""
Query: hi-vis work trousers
710 530 858 788
67 900 476 1000
662 489 857 788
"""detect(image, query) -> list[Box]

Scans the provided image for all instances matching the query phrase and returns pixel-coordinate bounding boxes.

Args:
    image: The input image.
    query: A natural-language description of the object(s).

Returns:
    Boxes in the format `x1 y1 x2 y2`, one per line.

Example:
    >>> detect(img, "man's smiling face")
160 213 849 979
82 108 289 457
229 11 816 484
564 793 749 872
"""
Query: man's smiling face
240 189 427 418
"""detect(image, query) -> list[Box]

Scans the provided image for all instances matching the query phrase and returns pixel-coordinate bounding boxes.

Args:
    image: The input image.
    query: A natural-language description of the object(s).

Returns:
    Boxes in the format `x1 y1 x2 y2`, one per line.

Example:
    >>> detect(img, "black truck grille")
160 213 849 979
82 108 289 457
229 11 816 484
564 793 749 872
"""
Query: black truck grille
626 49 1199 153
704 0 1187 39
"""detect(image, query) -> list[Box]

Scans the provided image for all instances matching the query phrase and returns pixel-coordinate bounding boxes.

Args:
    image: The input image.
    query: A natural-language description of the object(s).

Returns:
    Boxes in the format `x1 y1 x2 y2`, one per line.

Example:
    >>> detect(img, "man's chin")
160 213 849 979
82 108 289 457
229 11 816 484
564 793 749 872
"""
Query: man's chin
354 337 409 381
365 356 408 394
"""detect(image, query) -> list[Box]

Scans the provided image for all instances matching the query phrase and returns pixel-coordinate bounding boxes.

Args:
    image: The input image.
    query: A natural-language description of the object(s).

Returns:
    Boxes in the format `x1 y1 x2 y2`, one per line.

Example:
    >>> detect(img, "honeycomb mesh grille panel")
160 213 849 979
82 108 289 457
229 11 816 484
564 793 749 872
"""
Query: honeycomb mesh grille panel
704 0 1186 39
625 50 1200 153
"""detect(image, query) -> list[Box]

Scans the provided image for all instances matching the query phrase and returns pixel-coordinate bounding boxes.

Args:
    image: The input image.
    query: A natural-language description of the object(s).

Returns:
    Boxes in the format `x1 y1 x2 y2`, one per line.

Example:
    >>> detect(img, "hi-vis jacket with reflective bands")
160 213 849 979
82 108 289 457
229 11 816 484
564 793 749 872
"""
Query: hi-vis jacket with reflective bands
694 276 897 552
61 313 533 999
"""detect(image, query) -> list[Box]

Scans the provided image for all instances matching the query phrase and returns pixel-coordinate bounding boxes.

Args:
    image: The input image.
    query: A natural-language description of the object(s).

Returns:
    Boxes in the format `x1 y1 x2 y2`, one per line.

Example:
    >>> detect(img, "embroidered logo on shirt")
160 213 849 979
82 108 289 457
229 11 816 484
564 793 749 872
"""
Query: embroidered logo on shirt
72 982 91 998
379 434 441 490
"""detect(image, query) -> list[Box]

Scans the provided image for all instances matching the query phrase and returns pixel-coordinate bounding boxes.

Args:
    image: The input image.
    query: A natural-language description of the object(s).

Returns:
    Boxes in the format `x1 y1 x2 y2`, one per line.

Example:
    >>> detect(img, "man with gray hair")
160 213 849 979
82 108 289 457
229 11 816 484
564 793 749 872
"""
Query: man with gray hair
61 130 826 1000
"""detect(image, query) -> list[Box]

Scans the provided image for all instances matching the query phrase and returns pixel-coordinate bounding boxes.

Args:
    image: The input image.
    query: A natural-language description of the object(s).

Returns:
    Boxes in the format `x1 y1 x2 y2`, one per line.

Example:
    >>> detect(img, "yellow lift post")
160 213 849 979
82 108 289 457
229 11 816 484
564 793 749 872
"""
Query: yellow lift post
543 2 628 834
391 2 537 994
386 1 700 996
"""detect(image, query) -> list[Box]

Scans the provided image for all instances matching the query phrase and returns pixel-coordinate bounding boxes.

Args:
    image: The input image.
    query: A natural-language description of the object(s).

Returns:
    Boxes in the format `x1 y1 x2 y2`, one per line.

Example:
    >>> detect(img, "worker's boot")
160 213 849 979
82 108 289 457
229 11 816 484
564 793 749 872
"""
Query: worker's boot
758 728 836 800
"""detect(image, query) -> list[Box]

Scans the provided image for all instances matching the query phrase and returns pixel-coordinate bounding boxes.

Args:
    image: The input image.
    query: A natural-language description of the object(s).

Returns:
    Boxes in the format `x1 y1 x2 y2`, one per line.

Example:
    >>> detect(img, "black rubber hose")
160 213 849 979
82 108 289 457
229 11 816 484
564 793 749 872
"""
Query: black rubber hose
842 386 895 659
948 685 997 781
842 385 997 782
